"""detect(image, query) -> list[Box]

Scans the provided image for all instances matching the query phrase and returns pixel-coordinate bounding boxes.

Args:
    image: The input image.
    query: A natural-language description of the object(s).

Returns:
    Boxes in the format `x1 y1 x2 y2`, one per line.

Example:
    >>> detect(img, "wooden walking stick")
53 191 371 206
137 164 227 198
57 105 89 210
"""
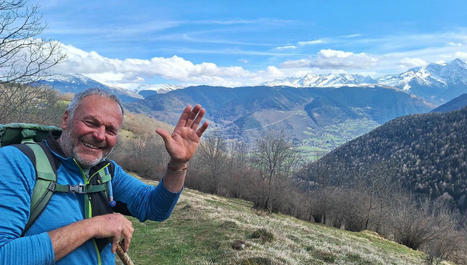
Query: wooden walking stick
117 244 135 265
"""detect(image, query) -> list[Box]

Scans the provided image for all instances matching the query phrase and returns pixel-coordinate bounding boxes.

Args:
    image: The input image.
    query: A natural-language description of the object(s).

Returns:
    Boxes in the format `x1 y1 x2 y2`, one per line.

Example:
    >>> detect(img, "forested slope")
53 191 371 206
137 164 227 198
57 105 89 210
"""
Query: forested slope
299 107 467 212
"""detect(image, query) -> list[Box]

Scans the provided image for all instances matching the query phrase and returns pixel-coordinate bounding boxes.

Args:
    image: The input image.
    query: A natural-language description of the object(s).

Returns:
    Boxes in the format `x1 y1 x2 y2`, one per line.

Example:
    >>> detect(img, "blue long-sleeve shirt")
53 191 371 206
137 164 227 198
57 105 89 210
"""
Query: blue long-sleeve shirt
0 140 181 265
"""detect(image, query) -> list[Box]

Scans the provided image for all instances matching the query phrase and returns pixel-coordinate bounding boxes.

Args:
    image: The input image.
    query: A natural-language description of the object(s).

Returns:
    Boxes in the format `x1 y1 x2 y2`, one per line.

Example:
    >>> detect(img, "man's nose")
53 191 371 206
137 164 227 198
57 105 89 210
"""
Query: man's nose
93 126 106 141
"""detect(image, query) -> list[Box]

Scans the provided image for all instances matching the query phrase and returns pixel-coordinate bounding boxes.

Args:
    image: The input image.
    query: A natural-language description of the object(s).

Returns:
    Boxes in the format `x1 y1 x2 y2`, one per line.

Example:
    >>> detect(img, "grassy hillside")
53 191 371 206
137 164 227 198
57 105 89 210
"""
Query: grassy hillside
117 177 447 265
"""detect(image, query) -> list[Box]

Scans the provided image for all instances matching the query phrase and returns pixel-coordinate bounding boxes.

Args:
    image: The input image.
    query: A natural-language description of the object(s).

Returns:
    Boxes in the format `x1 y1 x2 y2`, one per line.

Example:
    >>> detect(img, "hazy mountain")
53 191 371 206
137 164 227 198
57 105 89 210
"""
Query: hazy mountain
127 85 432 156
431 93 467 113
298 107 467 212
32 74 142 102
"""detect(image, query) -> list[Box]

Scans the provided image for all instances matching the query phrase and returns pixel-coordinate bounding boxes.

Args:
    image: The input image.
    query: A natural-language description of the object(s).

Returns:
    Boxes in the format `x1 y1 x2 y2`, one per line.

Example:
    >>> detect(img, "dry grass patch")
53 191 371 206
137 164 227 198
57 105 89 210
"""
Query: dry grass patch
119 176 452 265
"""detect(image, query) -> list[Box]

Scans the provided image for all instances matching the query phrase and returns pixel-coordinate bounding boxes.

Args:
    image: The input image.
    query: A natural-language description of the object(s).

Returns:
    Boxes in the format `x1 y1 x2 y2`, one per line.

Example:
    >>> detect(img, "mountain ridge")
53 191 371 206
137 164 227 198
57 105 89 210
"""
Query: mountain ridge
127 85 432 157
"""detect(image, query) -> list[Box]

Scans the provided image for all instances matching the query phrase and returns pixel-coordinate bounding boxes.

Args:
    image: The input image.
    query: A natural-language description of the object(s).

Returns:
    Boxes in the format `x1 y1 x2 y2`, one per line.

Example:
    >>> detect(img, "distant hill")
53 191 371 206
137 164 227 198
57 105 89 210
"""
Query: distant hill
298 107 467 212
127 85 432 156
431 93 467 113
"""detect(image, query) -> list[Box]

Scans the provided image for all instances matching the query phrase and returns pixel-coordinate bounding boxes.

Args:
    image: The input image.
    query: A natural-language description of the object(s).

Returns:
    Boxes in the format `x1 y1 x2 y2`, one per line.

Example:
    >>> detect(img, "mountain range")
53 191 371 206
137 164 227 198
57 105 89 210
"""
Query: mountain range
38 58 467 106
34 58 466 158
266 58 467 105
125 85 432 157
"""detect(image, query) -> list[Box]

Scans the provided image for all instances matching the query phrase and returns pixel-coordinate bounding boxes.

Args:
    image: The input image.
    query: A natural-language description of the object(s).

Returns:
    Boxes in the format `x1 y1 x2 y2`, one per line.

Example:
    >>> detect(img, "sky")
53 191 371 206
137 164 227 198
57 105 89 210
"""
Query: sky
31 0 467 90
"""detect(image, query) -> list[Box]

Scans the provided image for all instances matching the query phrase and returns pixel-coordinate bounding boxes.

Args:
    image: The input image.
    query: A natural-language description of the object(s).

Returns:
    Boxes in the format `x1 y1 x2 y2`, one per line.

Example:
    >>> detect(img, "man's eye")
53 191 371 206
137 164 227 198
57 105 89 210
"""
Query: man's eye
84 120 97 127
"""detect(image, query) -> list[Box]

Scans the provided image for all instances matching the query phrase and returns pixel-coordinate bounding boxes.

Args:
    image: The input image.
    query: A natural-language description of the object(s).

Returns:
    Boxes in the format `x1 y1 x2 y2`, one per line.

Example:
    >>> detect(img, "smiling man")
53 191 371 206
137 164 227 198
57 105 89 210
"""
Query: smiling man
0 88 208 264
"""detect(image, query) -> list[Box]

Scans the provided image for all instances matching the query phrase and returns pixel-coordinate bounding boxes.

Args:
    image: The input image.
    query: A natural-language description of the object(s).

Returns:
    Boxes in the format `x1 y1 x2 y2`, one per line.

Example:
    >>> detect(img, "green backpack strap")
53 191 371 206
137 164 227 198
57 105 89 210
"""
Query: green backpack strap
21 143 110 234
23 143 57 234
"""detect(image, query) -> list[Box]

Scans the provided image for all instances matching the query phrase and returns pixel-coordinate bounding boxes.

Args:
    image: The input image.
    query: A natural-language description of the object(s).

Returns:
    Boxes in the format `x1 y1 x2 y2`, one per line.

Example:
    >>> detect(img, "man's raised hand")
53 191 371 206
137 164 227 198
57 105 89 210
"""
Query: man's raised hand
156 104 208 166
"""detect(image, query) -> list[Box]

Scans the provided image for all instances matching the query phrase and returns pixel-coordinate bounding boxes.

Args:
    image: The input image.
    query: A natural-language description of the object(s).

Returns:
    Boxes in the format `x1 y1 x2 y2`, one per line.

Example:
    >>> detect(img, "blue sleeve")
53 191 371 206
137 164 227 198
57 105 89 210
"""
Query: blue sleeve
0 146 55 264
111 161 181 222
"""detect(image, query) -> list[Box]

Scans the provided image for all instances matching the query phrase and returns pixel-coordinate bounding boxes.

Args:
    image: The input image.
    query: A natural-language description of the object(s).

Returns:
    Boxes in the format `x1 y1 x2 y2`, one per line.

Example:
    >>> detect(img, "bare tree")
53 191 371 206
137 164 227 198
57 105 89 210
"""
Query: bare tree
251 131 303 212
225 140 251 198
0 0 65 123
0 83 64 124
0 0 64 84
196 134 228 194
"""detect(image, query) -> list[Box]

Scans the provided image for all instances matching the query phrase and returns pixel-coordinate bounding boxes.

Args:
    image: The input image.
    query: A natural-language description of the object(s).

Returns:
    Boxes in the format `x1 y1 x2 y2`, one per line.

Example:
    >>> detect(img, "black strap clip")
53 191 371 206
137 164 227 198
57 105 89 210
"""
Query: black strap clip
47 182 56 192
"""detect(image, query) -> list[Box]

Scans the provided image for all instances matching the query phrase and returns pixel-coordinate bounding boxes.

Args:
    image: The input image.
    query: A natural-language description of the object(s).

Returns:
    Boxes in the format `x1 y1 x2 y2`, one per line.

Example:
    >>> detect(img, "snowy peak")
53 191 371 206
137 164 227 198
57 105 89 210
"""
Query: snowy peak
265 73 377 87
380 58 467 89
264 58 467 104
41 73 95 84
266 58 467 91
378 68 447 90
136 83 182 95
33 74 142 102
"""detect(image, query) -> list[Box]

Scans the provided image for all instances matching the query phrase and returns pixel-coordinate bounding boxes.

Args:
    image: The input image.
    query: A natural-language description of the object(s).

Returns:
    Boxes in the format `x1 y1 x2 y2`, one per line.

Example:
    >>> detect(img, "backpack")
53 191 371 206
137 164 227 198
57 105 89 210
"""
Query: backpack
0 123 117 236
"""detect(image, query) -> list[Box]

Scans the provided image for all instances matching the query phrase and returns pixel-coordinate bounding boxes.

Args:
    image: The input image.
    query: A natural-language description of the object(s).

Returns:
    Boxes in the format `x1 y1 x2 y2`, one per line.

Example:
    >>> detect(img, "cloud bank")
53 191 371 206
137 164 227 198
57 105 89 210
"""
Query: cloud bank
52 31 467 89
54 44 285 89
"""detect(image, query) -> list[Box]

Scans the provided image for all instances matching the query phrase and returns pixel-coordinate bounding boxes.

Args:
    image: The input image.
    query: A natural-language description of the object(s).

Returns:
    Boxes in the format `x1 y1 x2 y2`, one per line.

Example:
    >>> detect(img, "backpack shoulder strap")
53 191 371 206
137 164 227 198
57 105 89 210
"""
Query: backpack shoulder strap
18 143 58 235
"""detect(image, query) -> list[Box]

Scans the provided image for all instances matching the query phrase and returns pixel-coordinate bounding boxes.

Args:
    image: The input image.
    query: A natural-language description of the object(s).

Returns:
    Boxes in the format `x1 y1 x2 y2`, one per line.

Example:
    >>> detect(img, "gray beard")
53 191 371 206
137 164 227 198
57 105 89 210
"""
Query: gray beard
58 129 108 169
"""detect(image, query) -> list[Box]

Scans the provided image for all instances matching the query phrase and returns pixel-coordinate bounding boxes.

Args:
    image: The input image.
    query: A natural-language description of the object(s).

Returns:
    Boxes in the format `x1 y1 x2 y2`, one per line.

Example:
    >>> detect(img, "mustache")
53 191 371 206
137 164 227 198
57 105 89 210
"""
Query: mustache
80 136 107 148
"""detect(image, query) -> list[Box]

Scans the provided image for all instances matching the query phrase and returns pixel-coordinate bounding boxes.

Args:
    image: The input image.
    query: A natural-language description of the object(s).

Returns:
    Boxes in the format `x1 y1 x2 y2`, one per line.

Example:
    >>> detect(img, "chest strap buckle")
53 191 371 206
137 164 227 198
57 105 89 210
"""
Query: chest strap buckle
69 184 85 193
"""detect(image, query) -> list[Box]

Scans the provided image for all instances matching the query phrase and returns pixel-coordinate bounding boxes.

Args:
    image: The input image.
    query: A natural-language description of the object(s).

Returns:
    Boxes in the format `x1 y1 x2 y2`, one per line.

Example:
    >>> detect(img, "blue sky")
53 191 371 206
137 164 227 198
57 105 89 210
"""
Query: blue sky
33 0 467 90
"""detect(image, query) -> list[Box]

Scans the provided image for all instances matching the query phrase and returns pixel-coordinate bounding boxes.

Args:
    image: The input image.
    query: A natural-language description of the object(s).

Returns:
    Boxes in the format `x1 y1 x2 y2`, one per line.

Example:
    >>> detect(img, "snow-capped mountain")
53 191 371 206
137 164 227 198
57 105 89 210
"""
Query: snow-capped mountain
34 74 184 101
35 59 467 105
136 83 182 96
379 59 467 89
378 59 467 104
265 73 377 87
266 59 467 104
32 74 142 102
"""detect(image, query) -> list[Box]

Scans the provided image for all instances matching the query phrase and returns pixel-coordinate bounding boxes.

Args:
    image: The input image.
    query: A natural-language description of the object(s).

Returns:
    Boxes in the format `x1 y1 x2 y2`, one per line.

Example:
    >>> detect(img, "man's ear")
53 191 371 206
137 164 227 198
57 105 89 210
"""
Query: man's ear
61 110 70 130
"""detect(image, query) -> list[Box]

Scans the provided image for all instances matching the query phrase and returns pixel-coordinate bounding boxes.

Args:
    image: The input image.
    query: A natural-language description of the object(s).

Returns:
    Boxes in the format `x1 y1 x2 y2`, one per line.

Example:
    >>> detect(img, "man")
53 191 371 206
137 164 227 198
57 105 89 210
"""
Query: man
0 88 208 264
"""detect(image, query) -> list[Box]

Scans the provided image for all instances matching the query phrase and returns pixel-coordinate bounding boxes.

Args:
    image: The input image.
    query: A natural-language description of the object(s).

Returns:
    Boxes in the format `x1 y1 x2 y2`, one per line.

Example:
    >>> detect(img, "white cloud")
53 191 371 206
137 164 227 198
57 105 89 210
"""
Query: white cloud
280 49 378 70
276 45 297 50
448 42 463 47
398 58 428 68
342 34 362 39
297 39 325 46
53 43 287 89
455 52 467 60
50 30 467 89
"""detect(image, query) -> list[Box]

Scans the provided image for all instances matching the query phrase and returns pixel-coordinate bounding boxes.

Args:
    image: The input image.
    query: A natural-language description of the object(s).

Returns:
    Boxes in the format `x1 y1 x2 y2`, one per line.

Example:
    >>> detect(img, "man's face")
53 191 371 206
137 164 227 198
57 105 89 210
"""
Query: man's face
60 95 123 168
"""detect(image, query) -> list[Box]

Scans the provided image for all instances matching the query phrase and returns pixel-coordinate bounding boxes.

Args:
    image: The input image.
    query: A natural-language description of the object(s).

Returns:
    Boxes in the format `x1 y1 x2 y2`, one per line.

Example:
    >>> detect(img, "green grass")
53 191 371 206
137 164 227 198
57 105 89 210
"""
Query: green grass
117 177 452 265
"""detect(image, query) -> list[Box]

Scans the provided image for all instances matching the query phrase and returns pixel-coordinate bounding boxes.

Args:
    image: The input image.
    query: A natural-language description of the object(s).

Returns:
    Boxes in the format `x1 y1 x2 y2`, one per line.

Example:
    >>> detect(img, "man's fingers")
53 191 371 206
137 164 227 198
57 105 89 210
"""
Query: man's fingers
155 129 171 145
196 122 209 137
175 105 192 128
112 236 120 253
121 222 134 252
185 104 201 127
191 108 206 130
